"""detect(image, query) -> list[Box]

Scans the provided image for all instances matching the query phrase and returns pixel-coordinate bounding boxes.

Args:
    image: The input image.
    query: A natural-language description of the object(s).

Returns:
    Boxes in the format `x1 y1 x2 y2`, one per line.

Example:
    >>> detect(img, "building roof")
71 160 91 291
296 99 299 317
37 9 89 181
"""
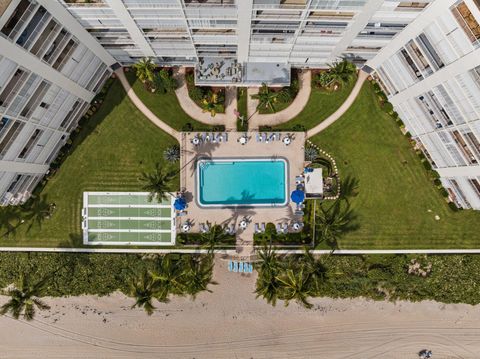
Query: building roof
305 168 323 195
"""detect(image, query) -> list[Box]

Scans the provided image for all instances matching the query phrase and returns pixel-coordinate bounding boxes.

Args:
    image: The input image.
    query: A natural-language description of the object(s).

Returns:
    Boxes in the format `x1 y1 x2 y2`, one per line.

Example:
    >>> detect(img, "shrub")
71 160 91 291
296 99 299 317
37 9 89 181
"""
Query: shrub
433 178 442 186
405 132 412 139
440 188 449 198
383 102 394 114
430 170 440 179
259 125 273 132
314 72 334 88
372 82 382 93
396 119 404 127
182 123 193 132
189 86 204 102
292 124 306 132
212 125 225 132
391 111 399 119
422 160 432 171
448 201 459 211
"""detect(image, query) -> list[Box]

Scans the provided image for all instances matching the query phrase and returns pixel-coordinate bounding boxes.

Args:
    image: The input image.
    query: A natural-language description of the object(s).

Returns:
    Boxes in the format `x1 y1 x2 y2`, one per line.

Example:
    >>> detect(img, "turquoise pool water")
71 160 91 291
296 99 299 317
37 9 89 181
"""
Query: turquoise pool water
197 159 287 206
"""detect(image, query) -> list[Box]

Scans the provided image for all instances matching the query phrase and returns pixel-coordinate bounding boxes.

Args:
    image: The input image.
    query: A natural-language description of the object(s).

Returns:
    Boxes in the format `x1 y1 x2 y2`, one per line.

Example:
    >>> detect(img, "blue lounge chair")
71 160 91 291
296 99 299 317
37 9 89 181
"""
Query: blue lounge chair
248 264 253 273
228 261 233 272
233 261 238 273
238 262 244 273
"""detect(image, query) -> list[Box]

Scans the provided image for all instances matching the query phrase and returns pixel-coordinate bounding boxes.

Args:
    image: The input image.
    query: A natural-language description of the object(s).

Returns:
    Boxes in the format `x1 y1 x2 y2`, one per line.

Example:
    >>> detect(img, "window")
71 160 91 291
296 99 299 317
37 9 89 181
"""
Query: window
39 102 49 109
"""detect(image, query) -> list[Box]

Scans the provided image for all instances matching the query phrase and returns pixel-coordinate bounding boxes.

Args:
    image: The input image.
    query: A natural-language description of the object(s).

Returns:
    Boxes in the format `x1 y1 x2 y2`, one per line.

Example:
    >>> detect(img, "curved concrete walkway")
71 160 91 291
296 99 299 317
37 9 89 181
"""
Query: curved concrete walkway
306 70 368 138
115 69 180 141
174 67 238 130
247 70 312 129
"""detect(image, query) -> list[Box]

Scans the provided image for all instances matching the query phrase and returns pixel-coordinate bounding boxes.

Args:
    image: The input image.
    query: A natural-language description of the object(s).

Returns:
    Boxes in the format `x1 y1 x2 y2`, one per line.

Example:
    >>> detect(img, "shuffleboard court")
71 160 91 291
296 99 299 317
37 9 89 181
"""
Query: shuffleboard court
82 192 176 246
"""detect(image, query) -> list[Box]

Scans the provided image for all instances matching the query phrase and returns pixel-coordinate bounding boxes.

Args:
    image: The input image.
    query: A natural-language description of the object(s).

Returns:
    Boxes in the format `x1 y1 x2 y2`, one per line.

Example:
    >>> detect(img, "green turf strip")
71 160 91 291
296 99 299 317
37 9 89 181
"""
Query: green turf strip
87 231 172 242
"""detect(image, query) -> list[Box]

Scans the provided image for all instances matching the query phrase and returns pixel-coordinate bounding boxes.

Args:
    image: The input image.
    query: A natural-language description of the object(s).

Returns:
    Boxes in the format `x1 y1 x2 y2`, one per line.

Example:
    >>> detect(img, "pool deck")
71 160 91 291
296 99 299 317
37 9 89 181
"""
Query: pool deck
179 131 306 256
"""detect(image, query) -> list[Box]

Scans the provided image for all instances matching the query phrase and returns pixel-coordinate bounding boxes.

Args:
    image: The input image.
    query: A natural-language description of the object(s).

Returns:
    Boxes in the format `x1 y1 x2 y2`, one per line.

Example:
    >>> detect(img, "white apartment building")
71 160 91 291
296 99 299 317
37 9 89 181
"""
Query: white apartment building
368 0 480 209
61 0 430 85
0 0 117 204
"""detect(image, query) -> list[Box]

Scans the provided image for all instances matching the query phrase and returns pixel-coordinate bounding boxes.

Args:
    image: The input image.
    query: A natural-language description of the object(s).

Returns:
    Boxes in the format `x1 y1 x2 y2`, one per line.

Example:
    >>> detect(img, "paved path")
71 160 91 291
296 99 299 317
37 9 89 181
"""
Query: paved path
115 69 180 141
247 70 312 129
174 67 238 129
306 70 368 138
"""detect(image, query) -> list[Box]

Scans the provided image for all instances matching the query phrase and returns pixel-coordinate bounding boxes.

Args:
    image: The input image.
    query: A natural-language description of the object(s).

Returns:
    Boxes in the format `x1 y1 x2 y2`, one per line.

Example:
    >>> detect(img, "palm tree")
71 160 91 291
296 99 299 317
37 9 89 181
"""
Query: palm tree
254 246 282 306
163 145 180 163
149 255 185 302
300 248 328 294
153 69 177 94
315 200 357 250
277 268 313 309
22 195 55 232
201 92 219 117
251 83 278 112
0 205 22 238
180 255 216 298
128 270 158 316
139 163 175 203
328 59 357 84
304 146 318 162
200 222 230 254
133 57 156 84
0 274 50 321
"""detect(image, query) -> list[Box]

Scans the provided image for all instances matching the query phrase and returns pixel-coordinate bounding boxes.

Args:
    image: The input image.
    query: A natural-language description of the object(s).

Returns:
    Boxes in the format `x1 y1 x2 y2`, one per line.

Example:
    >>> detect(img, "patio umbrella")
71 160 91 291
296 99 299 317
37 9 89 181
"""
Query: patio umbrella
174 197 187 211
290 189 305 204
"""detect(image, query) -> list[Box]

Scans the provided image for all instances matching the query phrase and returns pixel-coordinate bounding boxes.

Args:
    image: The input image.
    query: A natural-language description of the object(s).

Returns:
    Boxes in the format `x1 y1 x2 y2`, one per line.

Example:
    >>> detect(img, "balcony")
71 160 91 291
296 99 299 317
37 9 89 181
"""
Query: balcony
184 0 235 7
62 0 107 7
451 1 480 46
0 0 13 16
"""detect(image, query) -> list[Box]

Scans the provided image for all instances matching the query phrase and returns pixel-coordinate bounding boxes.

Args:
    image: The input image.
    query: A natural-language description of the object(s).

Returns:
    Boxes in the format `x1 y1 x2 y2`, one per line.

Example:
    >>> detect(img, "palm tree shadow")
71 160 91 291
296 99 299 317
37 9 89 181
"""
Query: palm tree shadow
57 233 83 248
186 141 221 173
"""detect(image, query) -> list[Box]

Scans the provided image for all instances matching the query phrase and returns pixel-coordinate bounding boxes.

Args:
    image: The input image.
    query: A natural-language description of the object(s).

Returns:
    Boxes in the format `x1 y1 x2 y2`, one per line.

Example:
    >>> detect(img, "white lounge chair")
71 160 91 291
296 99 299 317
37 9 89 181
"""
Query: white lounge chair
261 223 266 232
282 223 288 233
276 223 282 234
254 223 260 233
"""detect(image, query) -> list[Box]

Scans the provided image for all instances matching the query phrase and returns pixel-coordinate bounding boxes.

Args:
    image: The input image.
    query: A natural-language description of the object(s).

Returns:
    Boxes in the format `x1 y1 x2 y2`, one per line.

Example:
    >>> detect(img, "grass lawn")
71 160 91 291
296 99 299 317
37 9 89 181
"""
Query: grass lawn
272 75 356 131
237 87 248 119
310 81 480 249
125 71 220 131
6 79 179 247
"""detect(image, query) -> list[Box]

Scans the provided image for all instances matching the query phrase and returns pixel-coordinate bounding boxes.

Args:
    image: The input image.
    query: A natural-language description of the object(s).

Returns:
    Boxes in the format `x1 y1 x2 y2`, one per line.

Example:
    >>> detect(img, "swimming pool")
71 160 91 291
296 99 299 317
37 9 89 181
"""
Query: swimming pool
197 158 288 207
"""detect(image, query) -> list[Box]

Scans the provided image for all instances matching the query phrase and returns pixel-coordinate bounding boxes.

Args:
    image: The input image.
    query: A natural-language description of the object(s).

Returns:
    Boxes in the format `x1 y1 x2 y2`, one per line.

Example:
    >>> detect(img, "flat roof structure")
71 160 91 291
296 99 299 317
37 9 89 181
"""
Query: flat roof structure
195 58 290 87
305 168 323 198
82 192 176 246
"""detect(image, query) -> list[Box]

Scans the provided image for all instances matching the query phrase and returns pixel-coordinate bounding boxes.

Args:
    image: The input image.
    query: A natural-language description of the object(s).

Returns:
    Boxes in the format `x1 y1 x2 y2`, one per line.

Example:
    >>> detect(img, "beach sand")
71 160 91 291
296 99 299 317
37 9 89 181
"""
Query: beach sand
1 258 479 358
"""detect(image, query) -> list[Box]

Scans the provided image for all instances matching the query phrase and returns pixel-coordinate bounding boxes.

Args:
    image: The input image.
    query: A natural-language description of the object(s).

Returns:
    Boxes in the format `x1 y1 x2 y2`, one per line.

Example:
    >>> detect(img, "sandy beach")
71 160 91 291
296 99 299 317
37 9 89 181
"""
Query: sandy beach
1 258 479 359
